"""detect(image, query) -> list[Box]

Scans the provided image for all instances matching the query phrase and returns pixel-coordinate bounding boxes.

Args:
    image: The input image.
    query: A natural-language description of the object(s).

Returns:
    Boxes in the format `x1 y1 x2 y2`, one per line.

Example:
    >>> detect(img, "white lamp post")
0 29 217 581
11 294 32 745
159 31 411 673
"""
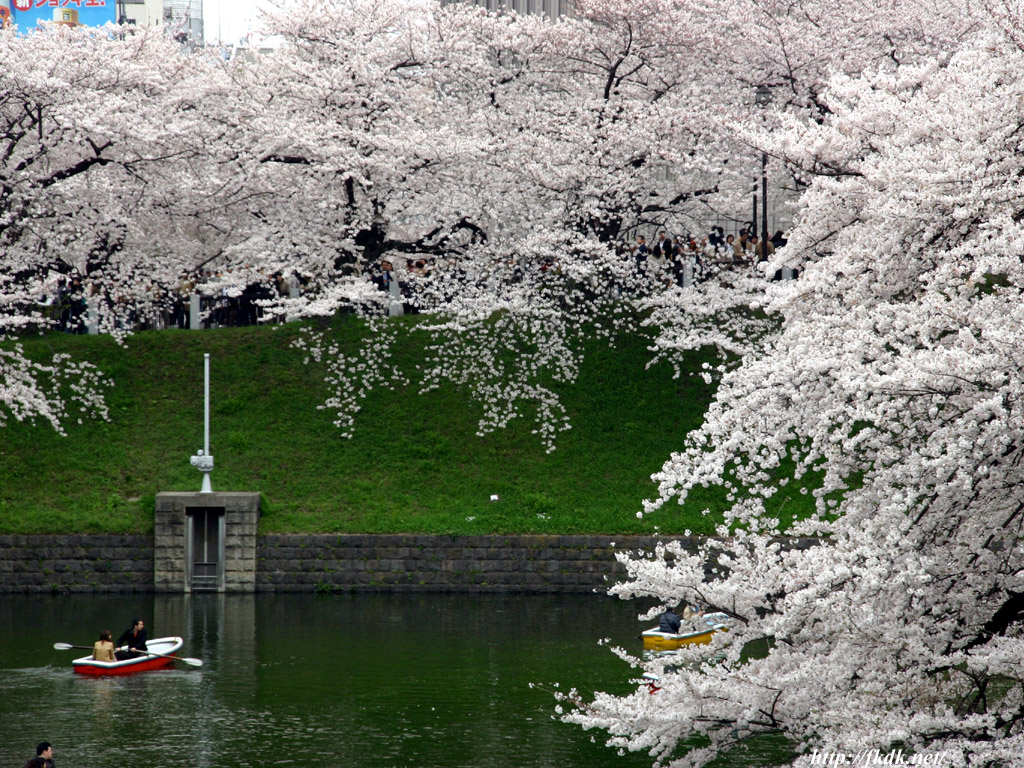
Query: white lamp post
189 353 214 493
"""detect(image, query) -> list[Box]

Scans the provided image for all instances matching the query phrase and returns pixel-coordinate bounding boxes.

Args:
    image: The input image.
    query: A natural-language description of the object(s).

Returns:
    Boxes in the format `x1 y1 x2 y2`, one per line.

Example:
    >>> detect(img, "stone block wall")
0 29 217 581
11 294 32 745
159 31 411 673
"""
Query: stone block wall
1 533 822 593
153 496 187 592
0 534 153 593
256 534 699 593
224 504 260 591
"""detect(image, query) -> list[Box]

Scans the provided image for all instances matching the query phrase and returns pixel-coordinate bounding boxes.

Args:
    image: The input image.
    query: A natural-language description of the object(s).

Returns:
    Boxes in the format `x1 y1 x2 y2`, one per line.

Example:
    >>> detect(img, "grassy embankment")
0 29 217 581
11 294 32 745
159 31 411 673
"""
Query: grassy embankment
0 315 813 535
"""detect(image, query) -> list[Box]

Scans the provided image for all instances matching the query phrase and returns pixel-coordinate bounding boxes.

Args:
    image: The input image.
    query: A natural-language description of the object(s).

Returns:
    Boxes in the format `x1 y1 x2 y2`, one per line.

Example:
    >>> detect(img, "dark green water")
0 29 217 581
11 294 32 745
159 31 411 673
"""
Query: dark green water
0 593 787 768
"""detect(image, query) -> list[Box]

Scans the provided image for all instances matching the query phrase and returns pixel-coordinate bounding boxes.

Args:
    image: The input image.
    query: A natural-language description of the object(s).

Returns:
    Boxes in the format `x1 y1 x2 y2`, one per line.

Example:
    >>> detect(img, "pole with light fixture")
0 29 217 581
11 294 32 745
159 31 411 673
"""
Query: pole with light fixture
189 353 214 493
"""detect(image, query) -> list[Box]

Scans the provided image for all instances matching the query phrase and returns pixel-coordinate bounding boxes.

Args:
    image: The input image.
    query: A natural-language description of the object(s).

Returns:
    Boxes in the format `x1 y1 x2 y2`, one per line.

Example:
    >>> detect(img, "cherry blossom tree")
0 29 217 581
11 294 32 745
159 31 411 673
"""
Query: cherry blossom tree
565 14 1024 767
2 24 243 319
236 0 799 449
4 3 1024 763
0 0 986 439
229 0 682 447
0 24 244 429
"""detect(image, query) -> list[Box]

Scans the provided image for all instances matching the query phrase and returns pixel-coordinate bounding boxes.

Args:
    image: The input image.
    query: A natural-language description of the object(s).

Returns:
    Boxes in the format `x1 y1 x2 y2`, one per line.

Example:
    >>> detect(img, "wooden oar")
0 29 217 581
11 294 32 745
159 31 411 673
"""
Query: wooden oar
53 642 204 667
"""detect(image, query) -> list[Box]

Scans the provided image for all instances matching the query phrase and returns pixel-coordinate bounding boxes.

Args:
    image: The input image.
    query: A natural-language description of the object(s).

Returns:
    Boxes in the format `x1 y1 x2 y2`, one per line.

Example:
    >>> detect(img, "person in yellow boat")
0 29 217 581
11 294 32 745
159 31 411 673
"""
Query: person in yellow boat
658 606 681 633
682 604 705 625
92 629 115 662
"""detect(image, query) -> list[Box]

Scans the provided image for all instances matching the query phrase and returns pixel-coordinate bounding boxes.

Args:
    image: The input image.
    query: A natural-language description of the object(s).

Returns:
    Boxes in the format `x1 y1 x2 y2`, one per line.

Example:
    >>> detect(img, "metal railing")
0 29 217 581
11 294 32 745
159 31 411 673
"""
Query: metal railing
192 562 219 591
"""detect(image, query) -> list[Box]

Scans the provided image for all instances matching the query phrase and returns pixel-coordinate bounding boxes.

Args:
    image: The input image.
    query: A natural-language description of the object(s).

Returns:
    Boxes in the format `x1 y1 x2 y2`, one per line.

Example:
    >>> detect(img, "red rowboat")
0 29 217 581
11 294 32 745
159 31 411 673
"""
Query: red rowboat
72 636 184 676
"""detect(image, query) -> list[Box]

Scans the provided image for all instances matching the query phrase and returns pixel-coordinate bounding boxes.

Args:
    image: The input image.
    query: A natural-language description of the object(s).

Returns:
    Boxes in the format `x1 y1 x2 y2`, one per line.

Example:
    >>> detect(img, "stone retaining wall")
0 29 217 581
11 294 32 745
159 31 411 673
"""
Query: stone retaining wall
255 534 693 593
0 534 153 593
0 533 821 593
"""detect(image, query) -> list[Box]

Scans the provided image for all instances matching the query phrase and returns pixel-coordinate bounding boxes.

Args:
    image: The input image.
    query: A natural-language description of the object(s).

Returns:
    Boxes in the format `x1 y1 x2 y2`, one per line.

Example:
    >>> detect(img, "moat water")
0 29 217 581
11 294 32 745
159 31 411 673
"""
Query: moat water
0 593 787 768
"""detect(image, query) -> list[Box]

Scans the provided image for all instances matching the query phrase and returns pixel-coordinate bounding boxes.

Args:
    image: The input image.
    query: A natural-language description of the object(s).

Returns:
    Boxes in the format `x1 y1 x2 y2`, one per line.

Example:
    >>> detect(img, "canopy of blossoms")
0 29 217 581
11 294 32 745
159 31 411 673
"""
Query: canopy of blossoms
2 1 1023 765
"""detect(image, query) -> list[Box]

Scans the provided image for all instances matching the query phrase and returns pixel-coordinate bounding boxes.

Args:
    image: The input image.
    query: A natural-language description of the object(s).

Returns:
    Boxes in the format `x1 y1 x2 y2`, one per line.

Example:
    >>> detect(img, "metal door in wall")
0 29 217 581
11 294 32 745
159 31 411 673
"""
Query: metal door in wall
186 507 225 592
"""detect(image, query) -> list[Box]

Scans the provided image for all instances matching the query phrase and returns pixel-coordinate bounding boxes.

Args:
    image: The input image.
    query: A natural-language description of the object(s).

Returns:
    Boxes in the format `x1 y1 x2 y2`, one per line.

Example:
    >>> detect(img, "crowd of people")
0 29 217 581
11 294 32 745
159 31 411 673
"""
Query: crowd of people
35 270 295 334
622 226 789 287
30 225 789 334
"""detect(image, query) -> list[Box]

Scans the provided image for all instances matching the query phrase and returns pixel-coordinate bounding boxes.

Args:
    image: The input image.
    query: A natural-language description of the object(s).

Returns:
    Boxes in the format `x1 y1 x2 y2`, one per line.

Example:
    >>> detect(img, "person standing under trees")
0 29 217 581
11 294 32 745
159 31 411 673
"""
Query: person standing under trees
670 245 688 286
373 259 395 293
733 229 751 262
653 231 674 260
115 619 148 660
751 234 775 263
721 233 736 263
634 235 649 281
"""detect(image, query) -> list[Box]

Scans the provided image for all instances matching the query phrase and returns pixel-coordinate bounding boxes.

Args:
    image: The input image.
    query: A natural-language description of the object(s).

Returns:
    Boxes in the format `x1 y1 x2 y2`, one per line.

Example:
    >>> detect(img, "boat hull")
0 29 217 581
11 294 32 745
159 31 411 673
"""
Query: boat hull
641 614 729 651
641 628 716 651
72 636 183 676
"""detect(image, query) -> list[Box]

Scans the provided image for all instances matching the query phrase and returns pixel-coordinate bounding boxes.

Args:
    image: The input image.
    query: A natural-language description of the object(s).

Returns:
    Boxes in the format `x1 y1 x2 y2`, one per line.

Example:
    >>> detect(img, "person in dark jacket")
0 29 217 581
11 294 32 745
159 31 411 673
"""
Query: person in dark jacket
658 606 681 634
115 619 148 660
33 741 55 768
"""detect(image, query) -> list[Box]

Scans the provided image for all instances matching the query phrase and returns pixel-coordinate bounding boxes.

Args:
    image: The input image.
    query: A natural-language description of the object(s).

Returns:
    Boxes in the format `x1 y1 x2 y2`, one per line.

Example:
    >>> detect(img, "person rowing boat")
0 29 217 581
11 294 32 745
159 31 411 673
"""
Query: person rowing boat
54 637 204 670
115 618 148 660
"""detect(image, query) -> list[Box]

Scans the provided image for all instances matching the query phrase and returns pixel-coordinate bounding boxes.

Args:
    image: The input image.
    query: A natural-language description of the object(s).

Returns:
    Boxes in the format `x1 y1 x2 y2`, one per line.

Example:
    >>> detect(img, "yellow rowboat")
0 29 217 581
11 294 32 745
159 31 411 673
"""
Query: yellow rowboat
640 613 728 651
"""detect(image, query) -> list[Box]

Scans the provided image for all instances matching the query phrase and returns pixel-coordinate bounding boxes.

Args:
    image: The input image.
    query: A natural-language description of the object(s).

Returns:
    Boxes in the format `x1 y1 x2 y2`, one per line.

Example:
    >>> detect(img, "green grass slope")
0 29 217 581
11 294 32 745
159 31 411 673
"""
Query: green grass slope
0 317 809 535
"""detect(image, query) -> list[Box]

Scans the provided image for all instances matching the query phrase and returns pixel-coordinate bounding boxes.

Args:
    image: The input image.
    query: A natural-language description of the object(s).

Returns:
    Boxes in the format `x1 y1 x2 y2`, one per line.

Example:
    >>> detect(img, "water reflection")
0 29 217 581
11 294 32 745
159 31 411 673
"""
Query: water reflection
0 593 787 768
0 593 648 768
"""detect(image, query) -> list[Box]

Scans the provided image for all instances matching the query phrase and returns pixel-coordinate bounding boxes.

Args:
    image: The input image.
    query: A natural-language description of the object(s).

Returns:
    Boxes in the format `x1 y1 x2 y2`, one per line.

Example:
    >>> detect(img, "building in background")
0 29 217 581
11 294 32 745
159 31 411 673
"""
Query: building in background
4 0 203 49
163 0 202 46
7 0 117 29
121 0 163 27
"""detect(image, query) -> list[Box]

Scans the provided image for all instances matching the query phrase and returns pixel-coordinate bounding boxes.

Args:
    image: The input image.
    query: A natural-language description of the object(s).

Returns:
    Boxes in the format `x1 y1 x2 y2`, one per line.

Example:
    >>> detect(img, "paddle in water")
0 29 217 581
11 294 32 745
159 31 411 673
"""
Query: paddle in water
53 642 204 667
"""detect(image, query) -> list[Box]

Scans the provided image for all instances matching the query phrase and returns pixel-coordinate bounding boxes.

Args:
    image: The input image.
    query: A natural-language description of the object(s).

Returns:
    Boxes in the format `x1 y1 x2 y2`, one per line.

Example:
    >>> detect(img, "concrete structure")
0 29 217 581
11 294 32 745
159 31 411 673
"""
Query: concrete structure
153 491 260 593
